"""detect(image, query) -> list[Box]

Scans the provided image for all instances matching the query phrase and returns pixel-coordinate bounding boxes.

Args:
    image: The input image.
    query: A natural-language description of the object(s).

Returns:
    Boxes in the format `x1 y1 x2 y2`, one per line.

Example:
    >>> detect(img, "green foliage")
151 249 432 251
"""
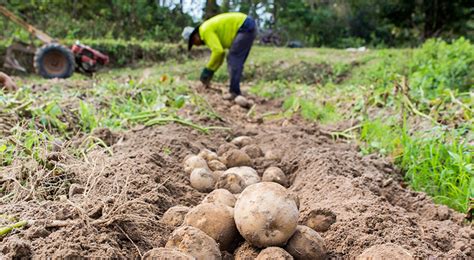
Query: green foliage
398 128 473 212
409 38 474 99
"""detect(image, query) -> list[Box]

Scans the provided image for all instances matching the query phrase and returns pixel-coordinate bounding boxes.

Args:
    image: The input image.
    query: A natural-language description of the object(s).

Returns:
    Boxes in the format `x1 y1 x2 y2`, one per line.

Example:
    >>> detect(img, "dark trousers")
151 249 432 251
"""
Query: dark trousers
227 18 256 95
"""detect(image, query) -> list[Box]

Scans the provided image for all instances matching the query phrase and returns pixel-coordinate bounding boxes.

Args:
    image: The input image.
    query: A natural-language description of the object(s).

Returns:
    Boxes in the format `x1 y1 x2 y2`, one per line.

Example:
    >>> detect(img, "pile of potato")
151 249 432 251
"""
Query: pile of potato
143 136 327 260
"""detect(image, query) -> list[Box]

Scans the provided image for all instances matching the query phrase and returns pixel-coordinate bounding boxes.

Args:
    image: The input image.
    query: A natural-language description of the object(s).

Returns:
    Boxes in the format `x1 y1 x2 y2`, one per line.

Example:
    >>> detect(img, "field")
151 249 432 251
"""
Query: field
0 41 473 258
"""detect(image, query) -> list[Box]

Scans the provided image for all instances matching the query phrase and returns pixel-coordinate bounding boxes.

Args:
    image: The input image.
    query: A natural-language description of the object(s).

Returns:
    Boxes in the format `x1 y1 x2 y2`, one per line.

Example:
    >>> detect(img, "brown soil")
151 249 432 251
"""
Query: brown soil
0 82 472 259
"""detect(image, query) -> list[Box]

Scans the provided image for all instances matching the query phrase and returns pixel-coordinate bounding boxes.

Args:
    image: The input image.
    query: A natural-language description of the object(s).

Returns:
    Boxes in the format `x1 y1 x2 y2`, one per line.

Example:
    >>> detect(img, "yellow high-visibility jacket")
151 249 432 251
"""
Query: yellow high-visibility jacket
199 12 247 71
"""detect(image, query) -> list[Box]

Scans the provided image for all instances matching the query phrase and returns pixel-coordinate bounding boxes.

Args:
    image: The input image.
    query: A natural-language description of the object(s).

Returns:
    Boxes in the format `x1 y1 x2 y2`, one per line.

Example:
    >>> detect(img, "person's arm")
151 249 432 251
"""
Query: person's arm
203 31 225 71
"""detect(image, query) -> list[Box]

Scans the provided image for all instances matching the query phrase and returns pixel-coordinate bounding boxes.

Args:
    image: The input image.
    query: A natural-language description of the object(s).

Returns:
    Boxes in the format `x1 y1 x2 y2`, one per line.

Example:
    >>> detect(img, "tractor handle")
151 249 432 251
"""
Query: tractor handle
0 5 54 44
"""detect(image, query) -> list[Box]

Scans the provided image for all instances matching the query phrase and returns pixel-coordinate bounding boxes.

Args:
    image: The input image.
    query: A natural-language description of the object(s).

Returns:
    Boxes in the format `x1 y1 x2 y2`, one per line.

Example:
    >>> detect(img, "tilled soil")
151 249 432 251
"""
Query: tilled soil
0 83 472 259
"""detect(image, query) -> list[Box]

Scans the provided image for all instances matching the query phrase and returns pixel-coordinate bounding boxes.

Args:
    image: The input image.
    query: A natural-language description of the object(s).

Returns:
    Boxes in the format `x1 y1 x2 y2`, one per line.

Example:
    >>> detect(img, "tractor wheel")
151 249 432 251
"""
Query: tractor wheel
34 43 75 79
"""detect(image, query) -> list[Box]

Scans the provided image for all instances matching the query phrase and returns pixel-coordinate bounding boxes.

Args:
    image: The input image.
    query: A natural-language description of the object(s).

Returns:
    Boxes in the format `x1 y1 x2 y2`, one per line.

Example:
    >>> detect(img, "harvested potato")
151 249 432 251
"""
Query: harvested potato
208 160 227 171
222 149 252 168
184 155 209 174
356 243 413 260
225 167 260 188
234 242 260 260
241 144 263 158
234 182 299 248
202 189 236 207
161 205 191 227
285 225 326 260
212 170 224 180
234 96 252 108
262 167 288 187
216 172 246 194
256 247 293 260
190 168 216 192
184 203 238 251
231 136 254 148
198 149 218 162
165 226 221 260
217 143 238 156
142 247 195 260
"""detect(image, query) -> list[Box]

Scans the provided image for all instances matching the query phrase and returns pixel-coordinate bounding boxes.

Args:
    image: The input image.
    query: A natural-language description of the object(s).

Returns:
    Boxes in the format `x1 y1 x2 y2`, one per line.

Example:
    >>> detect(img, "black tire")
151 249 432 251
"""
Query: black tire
34 43 75 79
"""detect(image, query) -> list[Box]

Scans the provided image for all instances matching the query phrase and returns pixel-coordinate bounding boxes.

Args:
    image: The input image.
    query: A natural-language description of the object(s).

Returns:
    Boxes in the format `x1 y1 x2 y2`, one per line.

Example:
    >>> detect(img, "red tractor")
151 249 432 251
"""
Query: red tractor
1 5 109 79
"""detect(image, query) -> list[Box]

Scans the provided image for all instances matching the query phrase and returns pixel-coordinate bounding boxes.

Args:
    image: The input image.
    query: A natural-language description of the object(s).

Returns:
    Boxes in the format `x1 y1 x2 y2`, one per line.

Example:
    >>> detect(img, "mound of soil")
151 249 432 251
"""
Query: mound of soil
0 82 471 258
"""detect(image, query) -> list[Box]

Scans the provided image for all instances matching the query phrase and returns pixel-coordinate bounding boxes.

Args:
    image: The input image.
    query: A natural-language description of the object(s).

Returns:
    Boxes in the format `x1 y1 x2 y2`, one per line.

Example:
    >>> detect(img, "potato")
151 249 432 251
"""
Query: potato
234 182 299 248
234 242 259 260
256 247 293 260
234 96 251 108
202 189 236 207
184 155 209 174
217 143 238 156
222 149 252 168
184 203 238 251
262 167 288 187
161 205 191 227
356 243 413 260
231 136 254 148
190 168 216 192
212 170 224 180
285 225 326 260
142 248 195 260
216 172 246 194
241 144 263 158
198 149 218 162
165 226 221 260
208 160 227 171
225 167 260 188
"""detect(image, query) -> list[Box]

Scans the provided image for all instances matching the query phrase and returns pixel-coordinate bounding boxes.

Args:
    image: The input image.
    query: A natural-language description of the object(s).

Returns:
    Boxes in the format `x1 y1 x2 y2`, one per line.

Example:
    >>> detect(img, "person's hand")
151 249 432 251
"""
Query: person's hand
200 68 214 87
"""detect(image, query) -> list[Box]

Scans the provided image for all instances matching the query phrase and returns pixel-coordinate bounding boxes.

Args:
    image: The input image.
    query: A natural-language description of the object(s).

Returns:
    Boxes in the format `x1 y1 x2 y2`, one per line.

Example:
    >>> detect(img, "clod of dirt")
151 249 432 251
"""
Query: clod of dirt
285 225 326 260
234 182 299 248
142 247 195 260
161 205 191 228
262 167 288 187
68 183 85 198
0 236 32 259
222 149 252 168
264 149 282 161
198 149 219 162
256 247 294 260
208 160 227 171
241 144 264 158
356 243 414 260
234 96 252 108
184 155 209 174
231 136 254 148
184 203 238 251
216 172 246 194
166 226 221 260
234 242 260 260
303 209 336 232
190 168 216 192
224 166 260 188
217 143 239 156
202 189 237 207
